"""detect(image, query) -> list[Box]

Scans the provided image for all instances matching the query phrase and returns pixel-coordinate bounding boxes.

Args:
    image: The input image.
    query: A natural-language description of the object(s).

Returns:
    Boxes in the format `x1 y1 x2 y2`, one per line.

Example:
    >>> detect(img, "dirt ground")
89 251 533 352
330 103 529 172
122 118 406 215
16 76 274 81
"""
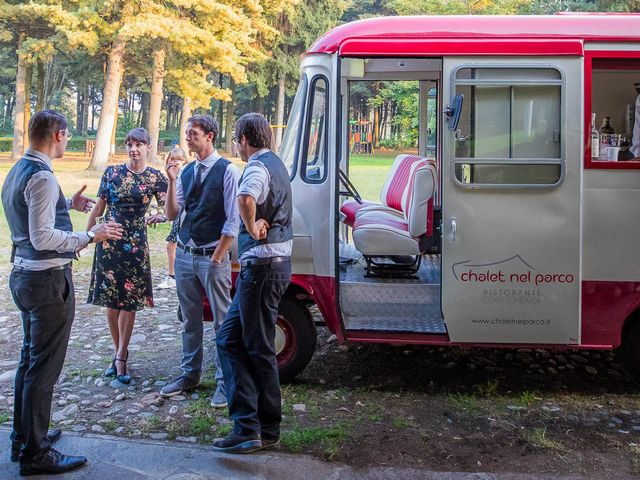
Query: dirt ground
0 256 638 479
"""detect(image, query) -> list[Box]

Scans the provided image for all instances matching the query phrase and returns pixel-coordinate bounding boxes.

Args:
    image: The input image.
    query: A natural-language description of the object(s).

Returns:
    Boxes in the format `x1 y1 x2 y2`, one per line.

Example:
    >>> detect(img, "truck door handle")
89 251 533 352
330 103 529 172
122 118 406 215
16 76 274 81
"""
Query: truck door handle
450 217 456 242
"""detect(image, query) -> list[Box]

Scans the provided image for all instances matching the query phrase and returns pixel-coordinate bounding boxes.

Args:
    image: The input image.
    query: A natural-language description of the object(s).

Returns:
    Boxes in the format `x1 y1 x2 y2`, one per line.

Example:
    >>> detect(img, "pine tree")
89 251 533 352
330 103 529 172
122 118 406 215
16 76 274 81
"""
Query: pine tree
0 0 97 159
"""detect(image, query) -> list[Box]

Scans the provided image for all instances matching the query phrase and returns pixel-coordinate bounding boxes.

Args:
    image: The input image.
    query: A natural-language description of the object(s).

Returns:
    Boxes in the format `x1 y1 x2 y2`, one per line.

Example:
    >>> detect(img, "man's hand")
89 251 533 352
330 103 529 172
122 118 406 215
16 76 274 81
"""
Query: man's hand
253 219 269 240
165 158 180 182
211 251 226 264
71 185 96 213
146 214 167 228
90 222 124 243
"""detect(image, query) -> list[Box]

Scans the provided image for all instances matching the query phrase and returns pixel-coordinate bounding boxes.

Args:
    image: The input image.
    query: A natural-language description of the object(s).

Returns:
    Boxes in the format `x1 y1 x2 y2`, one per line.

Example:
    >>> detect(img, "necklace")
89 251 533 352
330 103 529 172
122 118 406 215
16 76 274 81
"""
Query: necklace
126 163 147 174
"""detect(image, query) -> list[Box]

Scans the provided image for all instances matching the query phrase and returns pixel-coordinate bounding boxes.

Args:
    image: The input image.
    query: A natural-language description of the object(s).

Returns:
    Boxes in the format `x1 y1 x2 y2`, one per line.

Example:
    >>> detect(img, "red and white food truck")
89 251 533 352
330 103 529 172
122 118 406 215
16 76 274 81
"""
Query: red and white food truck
246 14 640 382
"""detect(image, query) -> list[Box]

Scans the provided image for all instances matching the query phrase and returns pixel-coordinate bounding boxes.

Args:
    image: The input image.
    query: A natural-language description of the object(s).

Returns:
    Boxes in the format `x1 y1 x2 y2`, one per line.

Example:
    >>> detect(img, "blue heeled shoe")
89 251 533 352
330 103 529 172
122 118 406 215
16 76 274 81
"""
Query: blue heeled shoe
115 358 131 385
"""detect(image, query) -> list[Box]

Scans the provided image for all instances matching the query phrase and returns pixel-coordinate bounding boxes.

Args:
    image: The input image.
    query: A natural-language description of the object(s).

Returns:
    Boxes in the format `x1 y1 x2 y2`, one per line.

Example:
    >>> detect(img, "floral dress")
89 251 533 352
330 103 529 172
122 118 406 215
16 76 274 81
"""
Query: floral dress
87 164 168 311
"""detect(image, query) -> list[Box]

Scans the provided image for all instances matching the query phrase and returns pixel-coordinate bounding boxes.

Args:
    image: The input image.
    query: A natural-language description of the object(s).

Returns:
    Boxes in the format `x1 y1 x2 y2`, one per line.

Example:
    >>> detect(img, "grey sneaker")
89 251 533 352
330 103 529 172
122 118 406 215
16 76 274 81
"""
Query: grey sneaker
210 383 227 408
160 375 199 397
259 436 280 450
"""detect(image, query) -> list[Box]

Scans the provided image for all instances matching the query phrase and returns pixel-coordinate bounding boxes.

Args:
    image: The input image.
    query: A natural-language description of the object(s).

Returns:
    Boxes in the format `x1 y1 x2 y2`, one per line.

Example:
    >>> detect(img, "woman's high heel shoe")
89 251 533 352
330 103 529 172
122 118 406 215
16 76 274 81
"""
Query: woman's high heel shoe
114 358 131 385
104 358 116 377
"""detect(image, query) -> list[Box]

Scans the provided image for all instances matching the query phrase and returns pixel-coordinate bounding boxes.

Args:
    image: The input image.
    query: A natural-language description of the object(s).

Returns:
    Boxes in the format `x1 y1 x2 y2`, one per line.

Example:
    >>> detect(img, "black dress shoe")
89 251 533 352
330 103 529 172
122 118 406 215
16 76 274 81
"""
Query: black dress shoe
19 447 87 476
212 432 262 454
11 429 63 462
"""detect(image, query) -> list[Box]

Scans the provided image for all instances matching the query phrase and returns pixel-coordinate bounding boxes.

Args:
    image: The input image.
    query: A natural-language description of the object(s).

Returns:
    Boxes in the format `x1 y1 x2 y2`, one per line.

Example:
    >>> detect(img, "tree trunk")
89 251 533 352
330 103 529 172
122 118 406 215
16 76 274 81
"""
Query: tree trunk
12 30 27 161
256 91 264 115
165 94 173 130
89 36 126 170
22 64 32 151
148 48 166 163
0 96 5 132
218 73 224 133
111 112 118 156
35 60 44 112
275 73 286 153
76 84 83 134
90 85 96 132
179 97 191 152
82 81 89 137
140 92 150 128
224 79 235 154
4 94 14 130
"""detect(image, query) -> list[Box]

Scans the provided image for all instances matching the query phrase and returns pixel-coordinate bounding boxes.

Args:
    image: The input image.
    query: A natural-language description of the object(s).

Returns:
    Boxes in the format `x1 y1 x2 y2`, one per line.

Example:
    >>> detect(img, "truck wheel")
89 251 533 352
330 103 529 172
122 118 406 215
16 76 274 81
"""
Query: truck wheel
276 297 317 383
621 319 640 381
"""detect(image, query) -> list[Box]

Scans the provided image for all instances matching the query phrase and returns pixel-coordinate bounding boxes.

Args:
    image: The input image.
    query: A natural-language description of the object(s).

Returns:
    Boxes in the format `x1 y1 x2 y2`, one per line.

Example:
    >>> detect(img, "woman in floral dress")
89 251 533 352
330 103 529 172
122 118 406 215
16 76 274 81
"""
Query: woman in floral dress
87 128 168 384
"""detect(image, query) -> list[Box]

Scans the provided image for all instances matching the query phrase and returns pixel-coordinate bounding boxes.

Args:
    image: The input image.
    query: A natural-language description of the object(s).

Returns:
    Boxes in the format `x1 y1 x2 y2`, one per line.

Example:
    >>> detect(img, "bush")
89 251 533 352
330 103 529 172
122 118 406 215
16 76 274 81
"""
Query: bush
0 138 12 152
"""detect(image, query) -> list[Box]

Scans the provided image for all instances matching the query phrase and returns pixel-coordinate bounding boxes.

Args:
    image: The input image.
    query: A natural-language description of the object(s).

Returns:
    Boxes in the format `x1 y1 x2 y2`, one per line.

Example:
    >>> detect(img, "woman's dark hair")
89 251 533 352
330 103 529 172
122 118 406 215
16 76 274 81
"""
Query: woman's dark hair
28 110 67 144
124 127 151 145
235 113 273 149
187 114 219 141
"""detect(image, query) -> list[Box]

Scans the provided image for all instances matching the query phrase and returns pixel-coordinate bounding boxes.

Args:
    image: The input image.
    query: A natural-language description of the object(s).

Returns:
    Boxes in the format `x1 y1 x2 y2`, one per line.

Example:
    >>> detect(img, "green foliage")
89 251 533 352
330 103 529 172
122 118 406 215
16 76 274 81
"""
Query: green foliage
448 393 480 416
476 379 500 397
0 412 10 424
521 427 566 452
281 423 349 457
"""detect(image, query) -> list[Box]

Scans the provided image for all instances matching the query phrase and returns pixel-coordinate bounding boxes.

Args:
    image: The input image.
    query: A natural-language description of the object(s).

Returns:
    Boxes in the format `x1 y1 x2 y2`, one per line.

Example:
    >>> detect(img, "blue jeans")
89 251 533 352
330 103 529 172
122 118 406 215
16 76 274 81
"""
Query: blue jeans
175 249 231 385
216 259 291 439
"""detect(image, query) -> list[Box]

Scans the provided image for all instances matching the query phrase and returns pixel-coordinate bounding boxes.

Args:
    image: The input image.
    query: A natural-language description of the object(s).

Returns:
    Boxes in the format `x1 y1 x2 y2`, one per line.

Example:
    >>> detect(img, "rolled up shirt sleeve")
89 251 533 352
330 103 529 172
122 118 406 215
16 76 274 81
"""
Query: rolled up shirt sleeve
176 168 185 209
238 163 270 204
26 171 90 252
221 164 241 238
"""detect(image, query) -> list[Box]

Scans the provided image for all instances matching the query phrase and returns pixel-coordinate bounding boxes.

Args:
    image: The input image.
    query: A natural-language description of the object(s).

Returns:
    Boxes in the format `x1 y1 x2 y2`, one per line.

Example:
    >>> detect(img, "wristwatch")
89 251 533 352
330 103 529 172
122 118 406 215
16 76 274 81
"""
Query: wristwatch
87 231 95 244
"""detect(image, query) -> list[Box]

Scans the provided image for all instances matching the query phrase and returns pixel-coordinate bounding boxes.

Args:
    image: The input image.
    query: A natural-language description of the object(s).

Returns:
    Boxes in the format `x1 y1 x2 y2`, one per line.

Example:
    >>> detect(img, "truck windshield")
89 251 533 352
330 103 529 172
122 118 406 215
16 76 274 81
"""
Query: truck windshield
280 76 307 177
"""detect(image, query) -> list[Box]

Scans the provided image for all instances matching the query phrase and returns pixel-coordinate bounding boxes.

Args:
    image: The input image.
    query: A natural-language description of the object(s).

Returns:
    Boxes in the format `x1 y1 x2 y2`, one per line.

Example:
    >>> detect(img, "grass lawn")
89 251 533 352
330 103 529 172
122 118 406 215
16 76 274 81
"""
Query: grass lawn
347 152 397 201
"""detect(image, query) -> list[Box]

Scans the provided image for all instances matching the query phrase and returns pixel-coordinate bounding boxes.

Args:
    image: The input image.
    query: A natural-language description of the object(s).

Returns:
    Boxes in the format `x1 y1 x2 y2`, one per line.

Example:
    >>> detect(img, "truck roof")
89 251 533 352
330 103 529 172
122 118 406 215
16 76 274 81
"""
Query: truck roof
308 14 640 55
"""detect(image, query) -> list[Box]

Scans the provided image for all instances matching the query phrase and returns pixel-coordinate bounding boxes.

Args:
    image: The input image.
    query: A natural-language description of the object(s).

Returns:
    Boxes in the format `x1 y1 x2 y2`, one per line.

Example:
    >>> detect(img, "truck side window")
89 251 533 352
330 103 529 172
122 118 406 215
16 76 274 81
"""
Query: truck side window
453 67 563 187
588 56 640 166
302 76 328 183
280 76 307 179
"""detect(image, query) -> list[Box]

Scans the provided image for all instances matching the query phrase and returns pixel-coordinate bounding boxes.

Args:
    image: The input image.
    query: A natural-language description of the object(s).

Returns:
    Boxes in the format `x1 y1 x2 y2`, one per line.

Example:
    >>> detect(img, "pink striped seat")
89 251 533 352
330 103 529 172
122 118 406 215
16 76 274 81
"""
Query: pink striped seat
341 154 428 227
351 155 437 257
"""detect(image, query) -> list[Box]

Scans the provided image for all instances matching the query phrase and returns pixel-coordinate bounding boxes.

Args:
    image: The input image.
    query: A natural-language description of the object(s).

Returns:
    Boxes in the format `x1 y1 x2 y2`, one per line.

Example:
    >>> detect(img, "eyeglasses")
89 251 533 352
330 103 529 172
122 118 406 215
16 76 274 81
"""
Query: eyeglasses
60 129 73 140
231 136 238 145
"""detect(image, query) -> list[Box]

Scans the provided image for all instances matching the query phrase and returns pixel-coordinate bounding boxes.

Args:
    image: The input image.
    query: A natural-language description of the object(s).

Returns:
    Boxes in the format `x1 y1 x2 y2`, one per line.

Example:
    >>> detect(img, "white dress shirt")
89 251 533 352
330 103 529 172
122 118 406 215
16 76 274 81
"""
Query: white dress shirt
13 149 91 270
175 149 241 248
238 149 293 259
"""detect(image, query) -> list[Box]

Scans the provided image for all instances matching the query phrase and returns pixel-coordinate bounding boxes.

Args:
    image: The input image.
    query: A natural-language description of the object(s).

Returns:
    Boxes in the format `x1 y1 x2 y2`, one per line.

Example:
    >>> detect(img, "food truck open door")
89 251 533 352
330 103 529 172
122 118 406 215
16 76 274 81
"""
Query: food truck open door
440 57 582 345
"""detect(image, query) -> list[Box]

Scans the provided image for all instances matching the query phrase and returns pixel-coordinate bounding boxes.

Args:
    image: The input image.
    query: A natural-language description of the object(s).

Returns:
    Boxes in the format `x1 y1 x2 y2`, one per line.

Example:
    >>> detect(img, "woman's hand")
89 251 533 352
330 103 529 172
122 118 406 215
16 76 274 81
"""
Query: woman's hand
146 214 167 227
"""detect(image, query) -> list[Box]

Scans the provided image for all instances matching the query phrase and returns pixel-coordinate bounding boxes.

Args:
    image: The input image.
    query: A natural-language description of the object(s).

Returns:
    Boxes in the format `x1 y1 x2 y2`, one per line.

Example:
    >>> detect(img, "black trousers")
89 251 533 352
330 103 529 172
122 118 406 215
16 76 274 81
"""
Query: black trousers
216 260 291 439
9 267 74 459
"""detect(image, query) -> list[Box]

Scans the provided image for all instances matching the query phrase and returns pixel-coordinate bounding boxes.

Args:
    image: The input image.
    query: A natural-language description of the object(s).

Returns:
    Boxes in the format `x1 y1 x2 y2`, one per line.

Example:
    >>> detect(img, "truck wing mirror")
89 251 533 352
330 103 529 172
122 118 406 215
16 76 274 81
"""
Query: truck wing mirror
444 94 463 131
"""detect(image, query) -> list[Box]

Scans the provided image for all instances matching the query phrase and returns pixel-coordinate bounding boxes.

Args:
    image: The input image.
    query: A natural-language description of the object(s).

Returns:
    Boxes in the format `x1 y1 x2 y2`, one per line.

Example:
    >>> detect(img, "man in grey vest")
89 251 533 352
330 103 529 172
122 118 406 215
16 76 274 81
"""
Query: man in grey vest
213 113 293 454
2 110 123 476
162 115 240 408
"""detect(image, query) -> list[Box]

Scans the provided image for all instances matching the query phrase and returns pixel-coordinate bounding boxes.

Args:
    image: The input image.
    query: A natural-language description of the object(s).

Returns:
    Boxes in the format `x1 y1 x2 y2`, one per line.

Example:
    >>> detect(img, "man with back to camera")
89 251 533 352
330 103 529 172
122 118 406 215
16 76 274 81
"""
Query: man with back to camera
162 114 240 408
213 113 293 453
1 109 123 476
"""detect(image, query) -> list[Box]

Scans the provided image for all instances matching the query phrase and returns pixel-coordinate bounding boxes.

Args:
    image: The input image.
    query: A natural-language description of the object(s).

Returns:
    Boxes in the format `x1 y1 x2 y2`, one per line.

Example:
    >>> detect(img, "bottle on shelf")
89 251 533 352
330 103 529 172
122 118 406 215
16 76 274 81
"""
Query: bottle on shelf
599 116 615 134
591 113 600 160
599 116 615 160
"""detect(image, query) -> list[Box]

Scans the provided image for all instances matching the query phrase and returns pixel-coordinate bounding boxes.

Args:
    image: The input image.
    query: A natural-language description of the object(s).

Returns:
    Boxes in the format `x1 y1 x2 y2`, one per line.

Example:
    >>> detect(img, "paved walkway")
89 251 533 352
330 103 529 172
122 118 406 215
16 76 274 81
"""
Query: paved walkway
0 428 589 480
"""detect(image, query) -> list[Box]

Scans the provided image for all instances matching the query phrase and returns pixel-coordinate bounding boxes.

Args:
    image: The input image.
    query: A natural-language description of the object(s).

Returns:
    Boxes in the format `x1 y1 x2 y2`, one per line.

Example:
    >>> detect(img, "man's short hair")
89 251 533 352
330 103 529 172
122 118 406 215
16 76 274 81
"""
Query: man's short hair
124 127 151 145
28 110 67 144
235 113 273 150
188 114 219 141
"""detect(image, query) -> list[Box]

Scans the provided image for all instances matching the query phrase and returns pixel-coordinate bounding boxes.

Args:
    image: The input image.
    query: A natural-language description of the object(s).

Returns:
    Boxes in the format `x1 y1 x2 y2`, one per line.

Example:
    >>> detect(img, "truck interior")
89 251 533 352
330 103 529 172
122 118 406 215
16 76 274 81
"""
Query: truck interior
337 58 446 335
